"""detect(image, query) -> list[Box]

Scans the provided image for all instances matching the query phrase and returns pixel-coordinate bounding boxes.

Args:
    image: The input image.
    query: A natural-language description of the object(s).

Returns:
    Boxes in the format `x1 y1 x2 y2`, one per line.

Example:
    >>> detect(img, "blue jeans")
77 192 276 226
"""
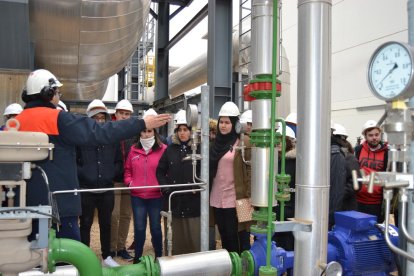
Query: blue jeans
131 196 163 258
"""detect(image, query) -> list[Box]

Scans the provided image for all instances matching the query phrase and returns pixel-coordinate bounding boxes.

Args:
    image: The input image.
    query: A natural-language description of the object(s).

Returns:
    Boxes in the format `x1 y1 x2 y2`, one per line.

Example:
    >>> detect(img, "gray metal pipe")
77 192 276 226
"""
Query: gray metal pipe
200 85 210 251
294 0 332 275
251 0 275 76
400 191 414 243
383 190 414 262
157 249 232 276
406 1 414 274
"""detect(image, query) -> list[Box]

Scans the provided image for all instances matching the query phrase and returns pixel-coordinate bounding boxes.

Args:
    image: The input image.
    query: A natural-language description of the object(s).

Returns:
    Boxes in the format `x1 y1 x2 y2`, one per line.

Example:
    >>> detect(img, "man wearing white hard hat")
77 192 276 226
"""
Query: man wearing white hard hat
76 99 120 267
354 120 388 222
15 69 171 242
328 123 347 229
333 123 359 211
240 110 252 134
110 99 135 261
1 103 23 130
285 112 297 136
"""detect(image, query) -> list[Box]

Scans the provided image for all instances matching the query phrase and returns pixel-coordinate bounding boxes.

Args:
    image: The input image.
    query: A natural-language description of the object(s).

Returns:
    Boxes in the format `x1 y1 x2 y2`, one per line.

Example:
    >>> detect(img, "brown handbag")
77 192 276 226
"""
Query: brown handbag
235 198 254 222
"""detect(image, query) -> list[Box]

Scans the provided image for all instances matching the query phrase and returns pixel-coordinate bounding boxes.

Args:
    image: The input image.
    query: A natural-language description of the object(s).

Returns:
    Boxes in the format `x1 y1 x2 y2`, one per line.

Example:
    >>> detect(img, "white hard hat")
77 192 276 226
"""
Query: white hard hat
174 109 187 125
218 101 240 117
285 112 297 125
362 120 380 135
86 99 108 118
115 99 133 112
57 101 68 112
333 123 348 137
26 69 62 95
240 110 252 123
143 108 158 119
277 124 296 139
4 103 23 116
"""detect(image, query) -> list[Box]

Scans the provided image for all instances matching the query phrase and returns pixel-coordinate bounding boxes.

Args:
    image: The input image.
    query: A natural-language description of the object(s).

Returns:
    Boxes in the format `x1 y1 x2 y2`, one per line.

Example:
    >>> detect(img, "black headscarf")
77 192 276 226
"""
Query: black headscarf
210 116 239 182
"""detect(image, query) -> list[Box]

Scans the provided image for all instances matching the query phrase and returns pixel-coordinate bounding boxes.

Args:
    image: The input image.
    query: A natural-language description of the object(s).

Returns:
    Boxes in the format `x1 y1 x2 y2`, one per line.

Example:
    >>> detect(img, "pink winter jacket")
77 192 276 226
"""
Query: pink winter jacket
124 143 167 199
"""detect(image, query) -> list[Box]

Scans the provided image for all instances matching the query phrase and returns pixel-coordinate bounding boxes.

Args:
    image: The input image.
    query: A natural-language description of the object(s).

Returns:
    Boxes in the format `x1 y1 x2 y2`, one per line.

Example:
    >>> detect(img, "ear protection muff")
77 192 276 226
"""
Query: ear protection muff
39 78 57 102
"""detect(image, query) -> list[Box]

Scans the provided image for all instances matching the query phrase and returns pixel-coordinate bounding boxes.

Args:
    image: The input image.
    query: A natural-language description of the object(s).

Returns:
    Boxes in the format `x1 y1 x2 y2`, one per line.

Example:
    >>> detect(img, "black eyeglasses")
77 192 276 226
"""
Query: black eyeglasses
54 89 62 98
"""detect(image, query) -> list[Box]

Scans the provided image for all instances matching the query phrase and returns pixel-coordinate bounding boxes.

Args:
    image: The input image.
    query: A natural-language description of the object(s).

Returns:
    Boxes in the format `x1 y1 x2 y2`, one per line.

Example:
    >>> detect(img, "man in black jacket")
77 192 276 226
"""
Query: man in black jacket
16 69 170 242
329 131 347 229
77 100 121 267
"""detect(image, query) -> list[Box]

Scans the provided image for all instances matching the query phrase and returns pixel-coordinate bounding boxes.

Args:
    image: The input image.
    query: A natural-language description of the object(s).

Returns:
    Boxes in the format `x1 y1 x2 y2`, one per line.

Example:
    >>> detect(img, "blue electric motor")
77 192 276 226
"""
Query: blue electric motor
327 211 399 276
248 233 294 276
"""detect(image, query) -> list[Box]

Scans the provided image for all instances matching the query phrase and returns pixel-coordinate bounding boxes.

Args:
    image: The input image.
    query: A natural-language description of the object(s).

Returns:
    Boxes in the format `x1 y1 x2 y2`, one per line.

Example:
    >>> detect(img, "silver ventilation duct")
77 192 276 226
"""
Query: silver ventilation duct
29 0 151 100
168 31 291 118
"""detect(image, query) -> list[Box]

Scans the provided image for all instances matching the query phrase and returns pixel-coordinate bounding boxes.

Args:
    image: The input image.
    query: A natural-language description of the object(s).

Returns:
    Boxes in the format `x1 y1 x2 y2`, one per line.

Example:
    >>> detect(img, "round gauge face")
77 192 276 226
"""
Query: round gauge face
186 104 198 127
368 42 414 101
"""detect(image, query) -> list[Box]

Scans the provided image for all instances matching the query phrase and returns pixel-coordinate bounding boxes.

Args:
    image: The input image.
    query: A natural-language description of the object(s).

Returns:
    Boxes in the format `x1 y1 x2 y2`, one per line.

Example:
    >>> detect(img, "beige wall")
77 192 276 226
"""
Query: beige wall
281 0 407 145
0 70 29 125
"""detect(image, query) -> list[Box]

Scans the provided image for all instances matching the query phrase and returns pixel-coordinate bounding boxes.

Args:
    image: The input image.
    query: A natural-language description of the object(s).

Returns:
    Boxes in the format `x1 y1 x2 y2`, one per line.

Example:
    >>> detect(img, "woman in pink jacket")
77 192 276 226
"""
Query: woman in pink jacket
124 109 167 263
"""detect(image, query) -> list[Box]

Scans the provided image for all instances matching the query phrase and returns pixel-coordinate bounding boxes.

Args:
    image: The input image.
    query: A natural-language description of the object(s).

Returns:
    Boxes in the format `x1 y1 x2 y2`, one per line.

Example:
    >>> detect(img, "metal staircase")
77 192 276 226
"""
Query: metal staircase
129 3 156 102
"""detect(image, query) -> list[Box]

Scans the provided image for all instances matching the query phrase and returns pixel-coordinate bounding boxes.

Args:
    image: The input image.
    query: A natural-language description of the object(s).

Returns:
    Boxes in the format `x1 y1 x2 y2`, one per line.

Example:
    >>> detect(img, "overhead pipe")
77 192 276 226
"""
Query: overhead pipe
168 30 291 113
295 0 332 275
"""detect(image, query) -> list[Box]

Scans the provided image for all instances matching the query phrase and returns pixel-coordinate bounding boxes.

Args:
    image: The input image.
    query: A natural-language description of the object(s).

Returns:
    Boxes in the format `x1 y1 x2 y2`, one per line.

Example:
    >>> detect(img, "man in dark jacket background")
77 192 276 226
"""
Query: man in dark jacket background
77 100 121 267
329 126 347 229
15 69 170 241
333 123 359 211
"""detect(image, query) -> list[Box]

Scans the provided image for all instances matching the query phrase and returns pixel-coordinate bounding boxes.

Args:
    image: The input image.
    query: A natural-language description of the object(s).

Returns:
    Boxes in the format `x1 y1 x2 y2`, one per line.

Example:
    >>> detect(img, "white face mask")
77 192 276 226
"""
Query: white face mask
140 136 155 152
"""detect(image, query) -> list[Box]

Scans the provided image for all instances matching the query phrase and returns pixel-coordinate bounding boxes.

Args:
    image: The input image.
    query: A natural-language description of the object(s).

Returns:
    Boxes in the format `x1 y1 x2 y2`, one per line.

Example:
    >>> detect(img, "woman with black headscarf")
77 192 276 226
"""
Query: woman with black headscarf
210 101 251 253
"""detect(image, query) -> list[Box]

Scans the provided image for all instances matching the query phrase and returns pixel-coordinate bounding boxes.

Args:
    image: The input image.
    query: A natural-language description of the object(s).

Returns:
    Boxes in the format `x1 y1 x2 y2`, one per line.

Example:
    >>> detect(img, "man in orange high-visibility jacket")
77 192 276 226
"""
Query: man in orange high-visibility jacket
16 69 170 241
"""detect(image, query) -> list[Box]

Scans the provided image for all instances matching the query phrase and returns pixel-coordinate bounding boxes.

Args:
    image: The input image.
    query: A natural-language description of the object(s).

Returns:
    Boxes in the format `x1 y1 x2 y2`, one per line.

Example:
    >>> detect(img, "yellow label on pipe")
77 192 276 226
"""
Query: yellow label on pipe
391 100 407 110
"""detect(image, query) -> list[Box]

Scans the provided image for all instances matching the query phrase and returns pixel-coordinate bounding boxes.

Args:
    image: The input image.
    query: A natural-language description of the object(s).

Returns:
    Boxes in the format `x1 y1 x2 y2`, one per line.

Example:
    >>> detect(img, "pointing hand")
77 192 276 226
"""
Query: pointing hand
144 114 172 129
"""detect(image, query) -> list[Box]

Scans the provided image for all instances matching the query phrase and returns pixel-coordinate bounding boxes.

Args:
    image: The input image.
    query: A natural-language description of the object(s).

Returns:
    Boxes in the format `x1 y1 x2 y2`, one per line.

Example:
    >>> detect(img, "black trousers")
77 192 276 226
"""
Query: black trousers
80 191 114 259
213 207 241 253
357 202 384 223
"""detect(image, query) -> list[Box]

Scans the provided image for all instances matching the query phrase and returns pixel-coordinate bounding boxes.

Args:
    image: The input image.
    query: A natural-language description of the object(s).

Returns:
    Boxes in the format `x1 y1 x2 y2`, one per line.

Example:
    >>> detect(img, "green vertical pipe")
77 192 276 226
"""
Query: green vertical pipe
280 201 285 222
48 230 103 276
263 0 279 272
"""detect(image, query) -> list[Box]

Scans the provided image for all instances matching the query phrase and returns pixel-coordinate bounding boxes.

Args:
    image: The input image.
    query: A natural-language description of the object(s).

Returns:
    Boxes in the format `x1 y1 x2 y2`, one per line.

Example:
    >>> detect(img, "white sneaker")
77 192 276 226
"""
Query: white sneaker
102 256 120 267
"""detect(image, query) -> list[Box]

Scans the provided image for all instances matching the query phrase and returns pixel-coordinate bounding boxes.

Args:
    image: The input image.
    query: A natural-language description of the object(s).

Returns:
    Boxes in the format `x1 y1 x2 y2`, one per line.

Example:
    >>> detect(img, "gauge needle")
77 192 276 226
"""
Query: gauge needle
379 62 398 86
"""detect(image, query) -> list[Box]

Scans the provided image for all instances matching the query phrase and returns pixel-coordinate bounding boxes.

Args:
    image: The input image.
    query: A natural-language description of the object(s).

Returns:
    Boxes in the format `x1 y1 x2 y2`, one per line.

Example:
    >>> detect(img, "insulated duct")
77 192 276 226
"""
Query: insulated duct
168 28 291 112
29 0 150 100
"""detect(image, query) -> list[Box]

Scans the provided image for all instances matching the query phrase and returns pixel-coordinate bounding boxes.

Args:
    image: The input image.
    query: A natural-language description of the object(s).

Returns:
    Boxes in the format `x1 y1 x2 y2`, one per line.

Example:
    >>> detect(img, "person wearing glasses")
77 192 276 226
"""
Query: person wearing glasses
15 69 171 241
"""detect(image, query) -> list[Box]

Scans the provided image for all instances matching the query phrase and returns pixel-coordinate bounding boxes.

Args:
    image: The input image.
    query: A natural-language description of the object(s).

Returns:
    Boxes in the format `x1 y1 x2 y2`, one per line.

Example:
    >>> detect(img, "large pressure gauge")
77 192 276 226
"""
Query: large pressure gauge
367 41 414 101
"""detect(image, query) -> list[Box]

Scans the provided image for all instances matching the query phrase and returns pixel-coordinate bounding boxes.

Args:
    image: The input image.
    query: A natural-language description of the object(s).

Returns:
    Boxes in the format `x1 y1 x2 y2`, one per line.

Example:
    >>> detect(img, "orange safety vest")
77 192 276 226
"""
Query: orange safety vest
15 107 60 135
